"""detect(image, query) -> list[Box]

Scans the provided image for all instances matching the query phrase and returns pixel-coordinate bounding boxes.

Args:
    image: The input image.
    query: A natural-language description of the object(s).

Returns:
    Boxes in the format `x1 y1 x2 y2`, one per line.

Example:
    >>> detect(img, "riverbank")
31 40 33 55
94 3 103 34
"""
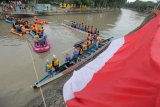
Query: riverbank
24 73 72 107
1 8 117 19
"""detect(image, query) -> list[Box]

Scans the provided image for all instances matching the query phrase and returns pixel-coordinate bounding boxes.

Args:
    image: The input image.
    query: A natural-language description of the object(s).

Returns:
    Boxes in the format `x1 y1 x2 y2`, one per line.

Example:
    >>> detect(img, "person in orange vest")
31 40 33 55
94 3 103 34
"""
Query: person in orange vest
34 22 39 34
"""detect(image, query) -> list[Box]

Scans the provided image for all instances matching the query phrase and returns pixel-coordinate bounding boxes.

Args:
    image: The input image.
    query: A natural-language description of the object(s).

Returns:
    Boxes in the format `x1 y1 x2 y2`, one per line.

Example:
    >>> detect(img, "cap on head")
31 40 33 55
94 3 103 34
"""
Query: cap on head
46 59 50 64
52 54 56 60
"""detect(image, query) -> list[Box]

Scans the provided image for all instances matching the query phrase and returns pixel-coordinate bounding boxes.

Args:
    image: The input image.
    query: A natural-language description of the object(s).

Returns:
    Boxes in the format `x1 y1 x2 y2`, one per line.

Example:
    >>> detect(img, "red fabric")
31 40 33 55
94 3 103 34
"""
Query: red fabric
66 14 160 107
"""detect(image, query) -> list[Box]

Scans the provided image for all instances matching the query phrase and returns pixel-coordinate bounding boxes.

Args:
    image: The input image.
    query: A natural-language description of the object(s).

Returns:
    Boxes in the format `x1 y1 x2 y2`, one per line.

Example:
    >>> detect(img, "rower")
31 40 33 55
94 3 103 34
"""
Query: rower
76 22 79 28
79 45 83 55
96 35 102 49
74 22 76 28
85 25 87 32
93 28 98 34
65 53 71 67
82 41 88 54
52 55 60 74
71 21 74 27
87 39 91 48
87 34 92 41
81 23 84 31
46 59 53 78
72 48 79 63
90 26 93 34
87 25 90 33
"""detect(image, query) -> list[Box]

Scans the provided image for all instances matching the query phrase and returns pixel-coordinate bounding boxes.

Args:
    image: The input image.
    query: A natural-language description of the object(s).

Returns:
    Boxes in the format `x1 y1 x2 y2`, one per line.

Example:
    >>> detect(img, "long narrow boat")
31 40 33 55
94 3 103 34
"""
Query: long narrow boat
29 31 51 53
62 23 89 35
32 37 113 88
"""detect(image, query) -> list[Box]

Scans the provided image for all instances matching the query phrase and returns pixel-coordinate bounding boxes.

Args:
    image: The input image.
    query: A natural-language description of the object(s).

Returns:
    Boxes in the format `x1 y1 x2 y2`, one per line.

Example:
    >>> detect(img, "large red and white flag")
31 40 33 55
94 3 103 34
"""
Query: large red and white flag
63 12 160 107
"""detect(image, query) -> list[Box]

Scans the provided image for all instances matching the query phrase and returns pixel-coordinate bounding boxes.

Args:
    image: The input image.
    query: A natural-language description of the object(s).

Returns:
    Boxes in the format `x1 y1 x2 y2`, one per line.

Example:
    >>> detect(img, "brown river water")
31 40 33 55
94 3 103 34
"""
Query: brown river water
0 9 146 107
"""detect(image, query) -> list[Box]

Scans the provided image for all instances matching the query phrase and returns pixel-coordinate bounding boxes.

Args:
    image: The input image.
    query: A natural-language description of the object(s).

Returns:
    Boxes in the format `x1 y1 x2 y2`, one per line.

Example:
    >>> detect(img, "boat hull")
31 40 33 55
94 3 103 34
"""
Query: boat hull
29 31 50 53
32 37 113 88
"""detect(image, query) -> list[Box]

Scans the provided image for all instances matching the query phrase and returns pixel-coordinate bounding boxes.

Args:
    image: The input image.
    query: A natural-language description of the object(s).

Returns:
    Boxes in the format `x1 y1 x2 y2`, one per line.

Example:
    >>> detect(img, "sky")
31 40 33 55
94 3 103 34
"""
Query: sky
127 0 157 2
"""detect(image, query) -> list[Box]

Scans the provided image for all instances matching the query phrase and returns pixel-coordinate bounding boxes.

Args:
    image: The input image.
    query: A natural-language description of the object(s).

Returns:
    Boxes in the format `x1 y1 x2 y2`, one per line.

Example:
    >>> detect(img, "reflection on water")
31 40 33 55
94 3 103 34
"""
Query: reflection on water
0 9 146 107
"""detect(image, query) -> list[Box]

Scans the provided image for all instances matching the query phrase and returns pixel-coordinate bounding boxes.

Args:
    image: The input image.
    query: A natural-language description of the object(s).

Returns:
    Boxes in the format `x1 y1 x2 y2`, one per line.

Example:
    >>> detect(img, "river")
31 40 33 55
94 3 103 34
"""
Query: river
0 9 146 107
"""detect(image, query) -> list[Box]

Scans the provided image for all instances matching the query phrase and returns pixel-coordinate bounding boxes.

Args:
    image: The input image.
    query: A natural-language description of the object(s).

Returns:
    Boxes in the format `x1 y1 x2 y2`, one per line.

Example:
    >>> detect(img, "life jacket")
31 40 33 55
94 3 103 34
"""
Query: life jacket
83 43 87 50
52 58 59 67
79 48 83 55
34 34 39 42
47 63 52 70
87 40 91 47
34 24 38 30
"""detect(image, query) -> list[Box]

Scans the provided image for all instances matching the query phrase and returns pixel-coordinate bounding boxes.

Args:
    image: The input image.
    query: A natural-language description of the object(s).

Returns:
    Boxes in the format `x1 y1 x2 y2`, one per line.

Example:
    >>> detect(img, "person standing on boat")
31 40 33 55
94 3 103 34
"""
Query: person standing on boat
73 48 79 63
52 55 60 74
42 33 47 45
34 33 39 47
46 59 53 78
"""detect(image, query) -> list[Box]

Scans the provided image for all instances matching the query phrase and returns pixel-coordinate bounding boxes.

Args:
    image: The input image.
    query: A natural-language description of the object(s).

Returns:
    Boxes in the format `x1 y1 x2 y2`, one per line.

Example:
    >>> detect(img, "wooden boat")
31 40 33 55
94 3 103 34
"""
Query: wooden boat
62 23 89 35
32 37 113 88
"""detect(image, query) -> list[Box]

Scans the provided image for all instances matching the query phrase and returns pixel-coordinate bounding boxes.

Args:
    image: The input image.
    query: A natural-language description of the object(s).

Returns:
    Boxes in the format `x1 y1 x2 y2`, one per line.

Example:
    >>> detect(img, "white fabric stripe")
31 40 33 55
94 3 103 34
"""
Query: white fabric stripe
63 37 125 102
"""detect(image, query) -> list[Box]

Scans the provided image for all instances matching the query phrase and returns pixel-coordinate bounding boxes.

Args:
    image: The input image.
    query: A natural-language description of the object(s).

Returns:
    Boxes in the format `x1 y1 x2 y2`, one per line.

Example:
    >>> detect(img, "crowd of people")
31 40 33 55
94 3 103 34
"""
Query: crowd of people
4 14 48 47
1 0 27 12
70 21 99 34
